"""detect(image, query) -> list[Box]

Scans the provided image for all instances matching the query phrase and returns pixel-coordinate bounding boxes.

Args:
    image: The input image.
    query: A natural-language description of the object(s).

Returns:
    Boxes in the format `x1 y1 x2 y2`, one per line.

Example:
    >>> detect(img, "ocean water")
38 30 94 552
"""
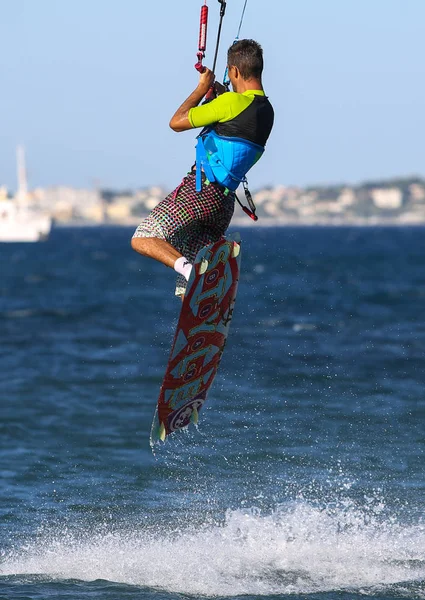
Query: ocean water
0 225 424 600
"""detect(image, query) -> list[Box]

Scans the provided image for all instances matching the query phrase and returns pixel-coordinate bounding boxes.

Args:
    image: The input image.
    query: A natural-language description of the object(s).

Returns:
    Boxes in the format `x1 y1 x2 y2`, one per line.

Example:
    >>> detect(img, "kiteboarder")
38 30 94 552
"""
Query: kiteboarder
131 39 274 296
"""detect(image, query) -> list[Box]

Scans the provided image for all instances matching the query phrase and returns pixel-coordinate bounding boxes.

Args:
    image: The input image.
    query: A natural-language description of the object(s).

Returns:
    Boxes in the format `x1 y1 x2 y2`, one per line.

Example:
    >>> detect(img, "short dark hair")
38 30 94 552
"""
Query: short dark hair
227 39 264 80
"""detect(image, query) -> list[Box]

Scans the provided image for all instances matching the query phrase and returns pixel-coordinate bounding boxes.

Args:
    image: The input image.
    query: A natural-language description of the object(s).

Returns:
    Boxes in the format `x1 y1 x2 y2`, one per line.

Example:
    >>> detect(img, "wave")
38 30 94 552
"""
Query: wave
1 501 424 597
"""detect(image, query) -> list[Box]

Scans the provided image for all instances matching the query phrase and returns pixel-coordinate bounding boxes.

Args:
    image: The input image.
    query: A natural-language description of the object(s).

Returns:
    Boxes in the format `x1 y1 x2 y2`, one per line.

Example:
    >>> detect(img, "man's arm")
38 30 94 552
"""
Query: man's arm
169 68 215 132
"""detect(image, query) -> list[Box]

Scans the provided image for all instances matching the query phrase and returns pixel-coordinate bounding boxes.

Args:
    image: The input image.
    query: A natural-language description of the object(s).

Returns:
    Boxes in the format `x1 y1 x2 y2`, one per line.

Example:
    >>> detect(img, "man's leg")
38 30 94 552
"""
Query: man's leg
131 236 193 283
131 173 227 296
131 236 182 269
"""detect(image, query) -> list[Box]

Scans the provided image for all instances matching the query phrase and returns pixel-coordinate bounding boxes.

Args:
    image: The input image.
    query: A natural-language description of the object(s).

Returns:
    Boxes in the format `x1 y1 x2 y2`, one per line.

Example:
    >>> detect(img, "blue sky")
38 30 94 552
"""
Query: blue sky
1 0 424 191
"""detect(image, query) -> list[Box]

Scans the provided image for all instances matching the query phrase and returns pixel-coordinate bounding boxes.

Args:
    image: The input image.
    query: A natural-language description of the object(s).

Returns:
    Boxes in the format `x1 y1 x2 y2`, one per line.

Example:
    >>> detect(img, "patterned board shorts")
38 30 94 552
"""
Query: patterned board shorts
132 172 235 295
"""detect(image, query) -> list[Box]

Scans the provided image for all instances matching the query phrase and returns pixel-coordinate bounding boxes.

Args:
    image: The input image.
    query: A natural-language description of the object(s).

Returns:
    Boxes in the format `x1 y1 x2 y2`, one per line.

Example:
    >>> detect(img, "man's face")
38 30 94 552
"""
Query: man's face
227 65 238 91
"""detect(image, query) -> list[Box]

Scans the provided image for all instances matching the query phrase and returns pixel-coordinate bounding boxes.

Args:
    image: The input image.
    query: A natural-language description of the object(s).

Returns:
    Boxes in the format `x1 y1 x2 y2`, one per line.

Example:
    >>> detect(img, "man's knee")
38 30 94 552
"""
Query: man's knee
131 236 147 255
131 235 163 259
130 236 139 252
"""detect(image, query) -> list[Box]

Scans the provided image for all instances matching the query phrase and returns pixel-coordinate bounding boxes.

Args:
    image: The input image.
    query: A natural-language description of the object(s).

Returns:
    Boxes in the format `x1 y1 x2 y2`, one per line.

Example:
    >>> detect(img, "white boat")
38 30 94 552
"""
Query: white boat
0 146 52 242
0 199 52 242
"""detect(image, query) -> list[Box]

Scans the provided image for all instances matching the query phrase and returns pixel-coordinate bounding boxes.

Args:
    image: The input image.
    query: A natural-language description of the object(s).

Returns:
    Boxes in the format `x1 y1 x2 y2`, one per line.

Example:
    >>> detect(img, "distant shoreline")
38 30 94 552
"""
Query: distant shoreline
5 175 425 227
53 218 425 228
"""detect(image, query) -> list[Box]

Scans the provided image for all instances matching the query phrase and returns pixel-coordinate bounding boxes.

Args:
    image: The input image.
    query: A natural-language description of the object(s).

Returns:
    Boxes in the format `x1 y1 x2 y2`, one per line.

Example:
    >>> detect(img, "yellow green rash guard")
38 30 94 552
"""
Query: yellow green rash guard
188 90 274 148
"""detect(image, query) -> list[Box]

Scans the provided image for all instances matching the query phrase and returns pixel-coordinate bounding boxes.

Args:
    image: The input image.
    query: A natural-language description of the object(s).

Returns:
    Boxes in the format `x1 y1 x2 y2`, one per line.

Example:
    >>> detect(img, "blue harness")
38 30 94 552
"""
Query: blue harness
195 129 264 193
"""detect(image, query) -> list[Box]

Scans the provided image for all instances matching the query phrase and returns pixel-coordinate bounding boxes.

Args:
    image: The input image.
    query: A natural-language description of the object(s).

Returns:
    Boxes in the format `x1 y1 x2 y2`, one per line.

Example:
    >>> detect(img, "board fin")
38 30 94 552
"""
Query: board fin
199 258 209 275
232 242 241 258
158 422 166 442
190 406 199 425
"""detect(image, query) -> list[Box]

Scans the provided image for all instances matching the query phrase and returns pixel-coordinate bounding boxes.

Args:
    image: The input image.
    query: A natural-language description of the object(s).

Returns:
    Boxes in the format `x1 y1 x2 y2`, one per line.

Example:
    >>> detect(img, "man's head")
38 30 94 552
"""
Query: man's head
227 39 264 84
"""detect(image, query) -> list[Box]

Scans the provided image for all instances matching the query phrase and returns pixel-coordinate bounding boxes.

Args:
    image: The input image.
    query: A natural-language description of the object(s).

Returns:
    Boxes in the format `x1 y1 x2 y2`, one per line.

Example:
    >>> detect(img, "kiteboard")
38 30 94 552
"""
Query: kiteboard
150 234 241 445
